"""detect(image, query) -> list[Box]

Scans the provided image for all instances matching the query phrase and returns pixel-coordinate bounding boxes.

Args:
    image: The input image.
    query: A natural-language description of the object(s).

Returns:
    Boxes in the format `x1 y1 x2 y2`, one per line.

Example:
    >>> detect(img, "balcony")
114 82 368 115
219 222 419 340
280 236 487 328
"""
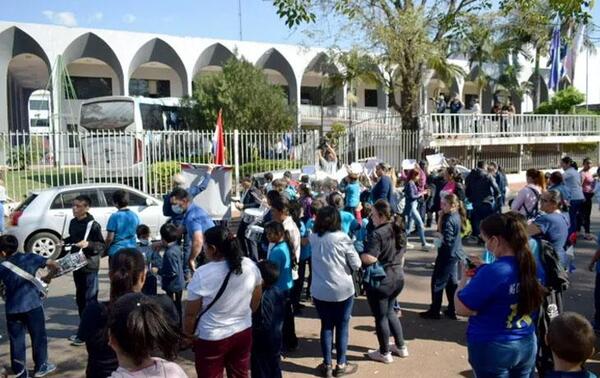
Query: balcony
299 104 401 128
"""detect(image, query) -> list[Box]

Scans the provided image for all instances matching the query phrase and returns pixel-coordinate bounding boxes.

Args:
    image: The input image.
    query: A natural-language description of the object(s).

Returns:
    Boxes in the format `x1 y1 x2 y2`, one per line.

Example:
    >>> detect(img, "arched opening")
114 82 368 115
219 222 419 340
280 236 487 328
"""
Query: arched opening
463 66 493 111
300 53 343 106
129 38 188 97
527 73 549 108
193 43 235 77
0 27 51 134
256 48 297 105
425 72 460 112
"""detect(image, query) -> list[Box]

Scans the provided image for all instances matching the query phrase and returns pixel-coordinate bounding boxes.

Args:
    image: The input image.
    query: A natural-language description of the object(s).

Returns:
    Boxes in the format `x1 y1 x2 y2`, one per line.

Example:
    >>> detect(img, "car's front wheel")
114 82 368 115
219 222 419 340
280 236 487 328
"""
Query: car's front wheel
26 232 62 260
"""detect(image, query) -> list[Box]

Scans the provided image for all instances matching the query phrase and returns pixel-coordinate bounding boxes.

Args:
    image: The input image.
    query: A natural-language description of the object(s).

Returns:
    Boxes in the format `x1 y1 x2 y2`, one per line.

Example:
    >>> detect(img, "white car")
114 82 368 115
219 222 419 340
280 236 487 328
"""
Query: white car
6 183 169 259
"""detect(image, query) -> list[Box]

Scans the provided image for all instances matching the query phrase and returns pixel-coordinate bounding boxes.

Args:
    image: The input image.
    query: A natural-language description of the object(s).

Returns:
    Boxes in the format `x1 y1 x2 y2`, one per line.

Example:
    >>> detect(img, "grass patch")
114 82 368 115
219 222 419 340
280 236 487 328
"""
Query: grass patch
4 167 83 201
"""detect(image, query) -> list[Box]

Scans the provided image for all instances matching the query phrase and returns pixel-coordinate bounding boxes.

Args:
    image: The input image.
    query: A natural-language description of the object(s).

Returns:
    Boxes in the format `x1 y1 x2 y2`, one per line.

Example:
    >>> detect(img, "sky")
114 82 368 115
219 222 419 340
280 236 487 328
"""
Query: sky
2 1 600 46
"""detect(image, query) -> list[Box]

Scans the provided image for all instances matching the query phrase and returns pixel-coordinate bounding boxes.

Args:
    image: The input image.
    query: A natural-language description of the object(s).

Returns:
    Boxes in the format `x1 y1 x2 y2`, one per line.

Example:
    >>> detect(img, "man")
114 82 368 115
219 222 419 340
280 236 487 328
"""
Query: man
235 176 263 261
472 99 481 133
63 195 105 346
487 161 507 213
170 187 215 272
105 190 140 261
449 96 463 133
465 161 500 241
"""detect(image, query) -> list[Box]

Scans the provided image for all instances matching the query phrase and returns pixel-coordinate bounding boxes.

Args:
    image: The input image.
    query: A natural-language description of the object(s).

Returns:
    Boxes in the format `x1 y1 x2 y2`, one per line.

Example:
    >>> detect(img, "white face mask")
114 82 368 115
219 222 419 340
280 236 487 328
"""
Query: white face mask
171 204 184 215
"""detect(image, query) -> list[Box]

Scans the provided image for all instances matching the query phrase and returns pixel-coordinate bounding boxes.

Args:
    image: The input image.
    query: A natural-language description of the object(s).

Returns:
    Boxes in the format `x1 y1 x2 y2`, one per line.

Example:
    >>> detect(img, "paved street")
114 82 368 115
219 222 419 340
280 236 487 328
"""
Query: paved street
1 211 600 377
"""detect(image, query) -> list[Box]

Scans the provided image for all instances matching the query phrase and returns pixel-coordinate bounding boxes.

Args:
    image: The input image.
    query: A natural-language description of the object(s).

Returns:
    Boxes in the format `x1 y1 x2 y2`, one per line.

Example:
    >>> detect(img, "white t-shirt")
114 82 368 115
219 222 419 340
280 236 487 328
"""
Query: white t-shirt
110 358 188 378
187 257 261 341
282 216 301 262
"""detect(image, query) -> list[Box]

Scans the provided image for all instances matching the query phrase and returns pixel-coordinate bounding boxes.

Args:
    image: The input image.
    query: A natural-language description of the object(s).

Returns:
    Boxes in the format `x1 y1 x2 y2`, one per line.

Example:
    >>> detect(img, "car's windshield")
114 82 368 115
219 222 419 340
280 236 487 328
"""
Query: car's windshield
80 100 134 130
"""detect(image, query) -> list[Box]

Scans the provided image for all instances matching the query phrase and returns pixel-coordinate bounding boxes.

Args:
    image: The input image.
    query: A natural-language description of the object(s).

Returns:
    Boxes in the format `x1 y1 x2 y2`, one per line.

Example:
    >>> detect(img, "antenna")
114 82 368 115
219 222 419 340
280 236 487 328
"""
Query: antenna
238 0 243 40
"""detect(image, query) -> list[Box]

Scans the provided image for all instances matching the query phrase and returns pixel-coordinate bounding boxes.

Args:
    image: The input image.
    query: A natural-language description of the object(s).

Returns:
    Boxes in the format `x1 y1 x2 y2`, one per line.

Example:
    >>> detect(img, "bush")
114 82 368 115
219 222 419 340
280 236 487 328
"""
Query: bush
8 136 45 169
150 161 181 195
534 87 586 114
239 159 303 178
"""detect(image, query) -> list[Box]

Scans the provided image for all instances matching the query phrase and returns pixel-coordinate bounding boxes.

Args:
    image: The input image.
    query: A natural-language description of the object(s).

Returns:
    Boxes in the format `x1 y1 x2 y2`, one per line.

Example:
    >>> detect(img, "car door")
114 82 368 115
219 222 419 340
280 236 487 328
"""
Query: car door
48 189 102 239
99 188 161 239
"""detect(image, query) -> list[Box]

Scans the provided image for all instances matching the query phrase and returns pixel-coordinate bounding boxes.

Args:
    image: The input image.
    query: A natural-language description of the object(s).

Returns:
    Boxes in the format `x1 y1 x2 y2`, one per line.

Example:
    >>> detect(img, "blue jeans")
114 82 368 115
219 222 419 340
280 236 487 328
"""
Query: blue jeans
568 199 584 237
7 306 48 377
468 334 536 378
405 201 427 245
430 256 459 315
73 269 99 317
313 296 354 365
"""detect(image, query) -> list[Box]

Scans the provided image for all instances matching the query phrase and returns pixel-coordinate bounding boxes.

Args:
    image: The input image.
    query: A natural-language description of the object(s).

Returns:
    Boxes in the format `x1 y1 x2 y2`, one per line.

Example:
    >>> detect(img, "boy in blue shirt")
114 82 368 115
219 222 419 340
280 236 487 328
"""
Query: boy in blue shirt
105 190 140 263
136 225 162 295
354 202 372 253
0 235 59 377
157 223 184 325
252 260 285 378
545 312 597 378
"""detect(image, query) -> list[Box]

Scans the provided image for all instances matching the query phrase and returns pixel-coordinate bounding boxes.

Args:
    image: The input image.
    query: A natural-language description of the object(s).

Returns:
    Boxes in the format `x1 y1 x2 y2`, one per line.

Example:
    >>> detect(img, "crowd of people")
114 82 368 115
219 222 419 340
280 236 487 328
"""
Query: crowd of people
0 153 600 378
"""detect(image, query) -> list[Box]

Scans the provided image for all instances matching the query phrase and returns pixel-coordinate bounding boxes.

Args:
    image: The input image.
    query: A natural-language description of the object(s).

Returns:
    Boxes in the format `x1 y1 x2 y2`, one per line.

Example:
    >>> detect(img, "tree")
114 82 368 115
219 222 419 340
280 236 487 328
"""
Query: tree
534 87 585 114
272 0 589 126
183 57 295 131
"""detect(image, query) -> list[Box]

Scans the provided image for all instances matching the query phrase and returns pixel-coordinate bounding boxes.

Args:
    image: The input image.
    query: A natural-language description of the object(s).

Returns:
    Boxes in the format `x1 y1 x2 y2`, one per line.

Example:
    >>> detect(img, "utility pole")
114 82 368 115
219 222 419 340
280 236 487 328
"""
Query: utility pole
238 0 243 41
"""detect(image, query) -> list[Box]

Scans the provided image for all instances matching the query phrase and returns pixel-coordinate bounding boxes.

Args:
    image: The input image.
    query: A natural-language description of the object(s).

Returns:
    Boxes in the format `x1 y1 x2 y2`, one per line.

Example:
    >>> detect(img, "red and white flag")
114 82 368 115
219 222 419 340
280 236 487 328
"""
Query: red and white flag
212 109 225 165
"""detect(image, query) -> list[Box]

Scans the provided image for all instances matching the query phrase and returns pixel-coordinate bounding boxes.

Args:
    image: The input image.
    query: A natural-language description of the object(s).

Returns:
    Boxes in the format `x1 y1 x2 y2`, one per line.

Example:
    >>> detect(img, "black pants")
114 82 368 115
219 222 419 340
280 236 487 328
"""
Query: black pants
578 192 594 234
251 352 282 378
292 258 312 307
282 291 298 350
429 255 459 315
165 290 183 327
366 279 405 354
73 269 99 317
237 221 259 262
471 202 494 238
450 114 459 133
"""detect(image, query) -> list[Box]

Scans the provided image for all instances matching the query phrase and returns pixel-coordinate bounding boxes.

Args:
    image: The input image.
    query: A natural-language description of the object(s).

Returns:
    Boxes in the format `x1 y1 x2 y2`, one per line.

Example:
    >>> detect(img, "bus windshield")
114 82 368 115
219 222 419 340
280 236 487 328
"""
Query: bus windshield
80 100 134 130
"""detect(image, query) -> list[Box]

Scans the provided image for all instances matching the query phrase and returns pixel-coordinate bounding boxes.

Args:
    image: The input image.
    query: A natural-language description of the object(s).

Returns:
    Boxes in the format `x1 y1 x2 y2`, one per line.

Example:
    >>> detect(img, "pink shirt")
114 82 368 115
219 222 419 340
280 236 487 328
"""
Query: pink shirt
110 358 188 378
581 170 594 194
440 181 457 197
511 184 541 216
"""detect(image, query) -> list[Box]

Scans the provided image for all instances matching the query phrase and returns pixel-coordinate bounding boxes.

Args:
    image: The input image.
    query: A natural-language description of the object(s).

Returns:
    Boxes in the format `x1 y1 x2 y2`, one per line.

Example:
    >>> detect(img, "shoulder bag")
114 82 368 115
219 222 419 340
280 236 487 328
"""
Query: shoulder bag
193 269 233 333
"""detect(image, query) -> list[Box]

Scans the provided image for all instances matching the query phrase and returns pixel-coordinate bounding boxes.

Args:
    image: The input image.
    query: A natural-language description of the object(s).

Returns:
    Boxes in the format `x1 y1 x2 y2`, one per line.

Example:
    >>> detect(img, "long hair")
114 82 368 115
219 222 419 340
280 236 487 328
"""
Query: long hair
526 168 546 191
314 206 341 236
109 248 146 302
204 226 243 275
373 199 406 250
479 213 544 317
108 293 180 366
264 221 297 269
443 193 468 230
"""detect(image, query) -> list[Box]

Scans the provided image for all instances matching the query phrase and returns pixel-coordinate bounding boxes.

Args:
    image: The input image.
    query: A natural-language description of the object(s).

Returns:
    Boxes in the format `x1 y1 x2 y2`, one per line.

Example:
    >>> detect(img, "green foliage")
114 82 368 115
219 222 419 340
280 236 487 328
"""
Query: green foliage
326 122 346 147
188 58 296 131
534 87 586 114
272 0 316 27
239 159 303 178
150 161 181 195
8 136 45 170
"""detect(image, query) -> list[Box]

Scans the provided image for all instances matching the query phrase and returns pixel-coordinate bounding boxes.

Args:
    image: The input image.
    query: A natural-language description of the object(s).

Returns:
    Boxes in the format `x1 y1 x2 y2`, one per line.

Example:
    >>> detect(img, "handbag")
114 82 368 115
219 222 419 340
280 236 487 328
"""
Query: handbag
193 269 233 333
1 260 48 299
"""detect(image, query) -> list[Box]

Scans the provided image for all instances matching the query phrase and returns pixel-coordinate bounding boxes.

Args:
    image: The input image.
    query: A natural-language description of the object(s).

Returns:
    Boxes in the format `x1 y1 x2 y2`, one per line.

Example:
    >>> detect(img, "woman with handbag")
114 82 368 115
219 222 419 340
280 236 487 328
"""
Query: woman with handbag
362 199 408 364
183 226 262 378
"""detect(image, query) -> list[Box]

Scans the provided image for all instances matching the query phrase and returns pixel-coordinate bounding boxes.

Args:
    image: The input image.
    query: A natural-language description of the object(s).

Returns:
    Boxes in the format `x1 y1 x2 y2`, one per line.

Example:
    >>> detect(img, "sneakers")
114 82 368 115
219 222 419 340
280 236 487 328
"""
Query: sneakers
367 350 393 364
419 310 441 320
34 362 56 377
405 242 416 249
70 337 85 346
67 334 78 342
316 363 333 378
389 344 409 358
333 362 358 376
420 243 435 251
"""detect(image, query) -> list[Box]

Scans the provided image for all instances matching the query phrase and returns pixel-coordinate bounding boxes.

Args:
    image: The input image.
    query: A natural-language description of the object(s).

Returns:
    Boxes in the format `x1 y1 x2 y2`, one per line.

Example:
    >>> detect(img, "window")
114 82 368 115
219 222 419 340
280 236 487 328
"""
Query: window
29 100 49 111
50 190 100 209
140 104 164 130
364 89 378 107
68 77 112 99
101 189 148 207
80 100 134 130
129 79 170 97
30 119 49 128
67 124 79 148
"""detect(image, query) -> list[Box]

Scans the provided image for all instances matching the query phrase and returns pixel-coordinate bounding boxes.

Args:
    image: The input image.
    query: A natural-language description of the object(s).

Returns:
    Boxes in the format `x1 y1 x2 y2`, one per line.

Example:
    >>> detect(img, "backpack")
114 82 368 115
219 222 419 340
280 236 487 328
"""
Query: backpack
534 239 570 376
519 187 540 220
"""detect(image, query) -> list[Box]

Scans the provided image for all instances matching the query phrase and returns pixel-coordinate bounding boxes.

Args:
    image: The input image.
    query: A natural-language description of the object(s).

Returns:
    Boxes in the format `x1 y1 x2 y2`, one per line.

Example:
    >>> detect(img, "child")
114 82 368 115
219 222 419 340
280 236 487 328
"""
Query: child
107 292 187 378
354 202 372 253
105 190 140 261
342 172 362 222
298 184 313 224
252 261 285 378
0 235 59 377
299 200 322 301
157 223 184 324
137 225 162 295
545 312 597 378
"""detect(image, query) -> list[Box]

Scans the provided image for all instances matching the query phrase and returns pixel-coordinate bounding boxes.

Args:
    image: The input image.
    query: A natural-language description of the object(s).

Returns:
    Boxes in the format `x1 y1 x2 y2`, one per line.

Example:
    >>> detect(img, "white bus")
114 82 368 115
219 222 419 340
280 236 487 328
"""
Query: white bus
28 89 51 134
78 96 205 179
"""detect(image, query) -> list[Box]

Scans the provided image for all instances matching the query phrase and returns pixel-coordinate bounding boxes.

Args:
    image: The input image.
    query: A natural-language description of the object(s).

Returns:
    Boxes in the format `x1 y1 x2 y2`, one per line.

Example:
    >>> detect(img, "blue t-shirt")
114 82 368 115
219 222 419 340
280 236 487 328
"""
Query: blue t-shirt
480 239 546 286
183 203 215 241
340 210 358 235
534 212 569 266
344 182 360 208
106 209 140 256
545 370 597 378
300 220 312 261
0 253 47 314
458 256 537 343
268 241 293 292
354 218 369 253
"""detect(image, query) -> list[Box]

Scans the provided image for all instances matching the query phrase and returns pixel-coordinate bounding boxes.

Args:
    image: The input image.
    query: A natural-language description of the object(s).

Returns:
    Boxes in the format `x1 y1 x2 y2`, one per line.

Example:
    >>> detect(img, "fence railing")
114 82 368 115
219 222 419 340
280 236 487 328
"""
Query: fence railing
421 113 600 138
300 105 402 126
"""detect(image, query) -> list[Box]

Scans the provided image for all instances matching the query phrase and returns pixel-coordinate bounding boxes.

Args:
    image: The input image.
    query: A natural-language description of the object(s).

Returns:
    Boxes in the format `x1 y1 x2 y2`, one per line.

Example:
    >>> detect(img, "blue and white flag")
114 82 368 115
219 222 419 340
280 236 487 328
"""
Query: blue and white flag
548 24 562 92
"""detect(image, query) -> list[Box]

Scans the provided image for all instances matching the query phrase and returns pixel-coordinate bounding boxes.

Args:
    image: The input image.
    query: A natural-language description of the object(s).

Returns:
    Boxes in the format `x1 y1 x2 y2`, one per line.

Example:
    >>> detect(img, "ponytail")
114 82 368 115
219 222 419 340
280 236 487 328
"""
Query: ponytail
108 293 181 366
264 221 297 270
109 248 146 302
204 226 243 275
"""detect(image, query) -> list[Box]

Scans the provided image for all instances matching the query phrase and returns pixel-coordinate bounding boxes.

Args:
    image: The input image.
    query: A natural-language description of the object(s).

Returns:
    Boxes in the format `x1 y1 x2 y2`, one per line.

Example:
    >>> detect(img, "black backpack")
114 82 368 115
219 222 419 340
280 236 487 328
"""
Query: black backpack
519 187 541 220
534 239 570 377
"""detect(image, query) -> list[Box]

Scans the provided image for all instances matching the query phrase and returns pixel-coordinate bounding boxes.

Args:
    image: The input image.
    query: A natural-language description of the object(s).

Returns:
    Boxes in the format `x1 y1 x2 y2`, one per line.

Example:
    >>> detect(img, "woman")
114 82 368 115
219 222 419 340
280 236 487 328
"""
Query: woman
579 158 595 239
511 168 545 219
298 184 313 223
318 144 338 176
310 206 361 377
79 249 180 378
528 190 570 268
439 167 465 202
455 213 544 377
362 200 409 364
404 168 434 250
421 193 464 320
562 156 585 237
548 171 570 210
183 226 262 378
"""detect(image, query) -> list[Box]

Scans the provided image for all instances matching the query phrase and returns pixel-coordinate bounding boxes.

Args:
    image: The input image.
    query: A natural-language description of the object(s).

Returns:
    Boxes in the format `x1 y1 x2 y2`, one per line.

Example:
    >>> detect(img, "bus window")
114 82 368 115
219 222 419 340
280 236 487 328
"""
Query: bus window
29 100 49 111
80 101 134 130
140 104 164 131
30 119 49 128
